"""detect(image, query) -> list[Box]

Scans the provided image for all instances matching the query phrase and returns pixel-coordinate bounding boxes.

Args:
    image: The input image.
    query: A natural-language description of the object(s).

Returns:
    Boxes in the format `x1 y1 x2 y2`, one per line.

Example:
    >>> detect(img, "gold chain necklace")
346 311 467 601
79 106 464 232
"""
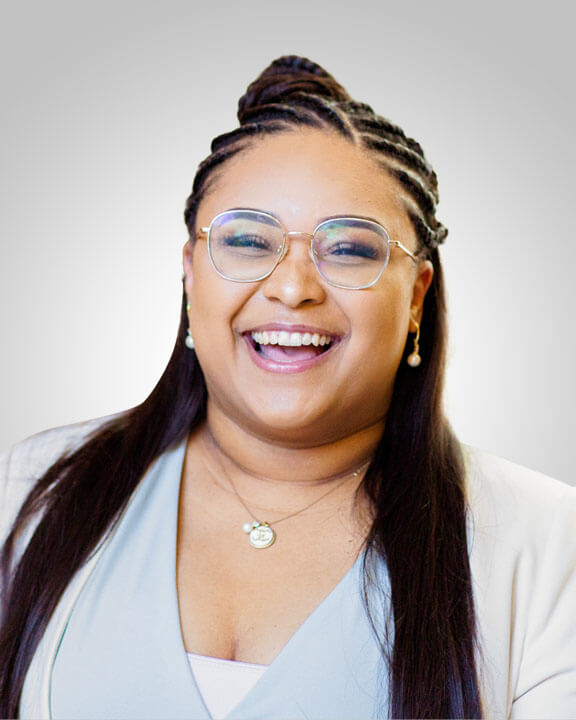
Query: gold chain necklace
204 432 369 549
229 466 367 548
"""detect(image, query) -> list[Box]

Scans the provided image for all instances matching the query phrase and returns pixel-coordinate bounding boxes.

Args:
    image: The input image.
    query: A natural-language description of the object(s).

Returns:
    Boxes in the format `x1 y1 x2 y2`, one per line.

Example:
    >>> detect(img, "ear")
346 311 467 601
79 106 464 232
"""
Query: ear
182 240 195 299
409 259 434 329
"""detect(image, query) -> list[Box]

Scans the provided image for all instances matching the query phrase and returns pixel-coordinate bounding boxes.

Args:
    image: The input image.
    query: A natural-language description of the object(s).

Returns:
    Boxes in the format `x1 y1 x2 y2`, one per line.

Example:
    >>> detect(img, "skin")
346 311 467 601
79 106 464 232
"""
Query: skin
184 129 433 468
177 128 434 663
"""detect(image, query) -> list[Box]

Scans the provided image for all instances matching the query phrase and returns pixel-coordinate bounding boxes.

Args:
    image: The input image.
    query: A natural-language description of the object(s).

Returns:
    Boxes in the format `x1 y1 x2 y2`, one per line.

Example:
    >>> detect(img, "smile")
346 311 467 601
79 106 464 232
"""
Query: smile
250 330 333 348
243 326 341 374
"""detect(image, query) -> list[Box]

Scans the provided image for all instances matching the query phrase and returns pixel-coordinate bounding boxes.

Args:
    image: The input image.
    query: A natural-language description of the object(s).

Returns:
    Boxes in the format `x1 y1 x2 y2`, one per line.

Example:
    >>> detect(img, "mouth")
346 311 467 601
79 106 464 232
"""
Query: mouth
243 328 341 372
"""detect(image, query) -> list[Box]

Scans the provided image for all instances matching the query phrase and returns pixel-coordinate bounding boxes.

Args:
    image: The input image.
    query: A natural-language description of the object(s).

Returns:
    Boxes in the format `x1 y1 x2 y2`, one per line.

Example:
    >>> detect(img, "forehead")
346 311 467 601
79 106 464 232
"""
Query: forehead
197 129 415 242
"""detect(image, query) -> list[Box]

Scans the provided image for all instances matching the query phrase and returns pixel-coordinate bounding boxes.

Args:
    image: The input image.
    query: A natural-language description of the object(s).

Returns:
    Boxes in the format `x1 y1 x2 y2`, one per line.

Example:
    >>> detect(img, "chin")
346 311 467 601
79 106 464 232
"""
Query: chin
243 401 368 447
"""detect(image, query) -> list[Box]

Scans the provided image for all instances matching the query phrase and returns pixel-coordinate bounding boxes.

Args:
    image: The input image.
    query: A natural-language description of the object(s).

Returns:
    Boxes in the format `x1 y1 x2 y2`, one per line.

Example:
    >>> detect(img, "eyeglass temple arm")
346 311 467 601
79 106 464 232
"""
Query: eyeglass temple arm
390 240 419 263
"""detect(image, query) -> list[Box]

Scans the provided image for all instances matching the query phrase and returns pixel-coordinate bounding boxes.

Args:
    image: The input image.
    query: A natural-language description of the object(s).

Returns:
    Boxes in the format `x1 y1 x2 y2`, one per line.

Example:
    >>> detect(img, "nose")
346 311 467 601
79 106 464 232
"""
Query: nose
261 232 326 308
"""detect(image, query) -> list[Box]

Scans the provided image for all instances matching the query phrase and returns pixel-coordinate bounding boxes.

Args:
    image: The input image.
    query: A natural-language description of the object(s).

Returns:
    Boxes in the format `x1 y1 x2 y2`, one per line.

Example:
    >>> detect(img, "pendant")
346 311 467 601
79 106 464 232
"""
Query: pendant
242 520 276 549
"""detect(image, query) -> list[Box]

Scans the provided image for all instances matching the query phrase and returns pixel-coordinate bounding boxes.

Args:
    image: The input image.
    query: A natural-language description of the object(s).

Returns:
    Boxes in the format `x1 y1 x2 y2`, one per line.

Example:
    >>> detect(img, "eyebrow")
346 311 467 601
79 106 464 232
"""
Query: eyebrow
227 207 387 227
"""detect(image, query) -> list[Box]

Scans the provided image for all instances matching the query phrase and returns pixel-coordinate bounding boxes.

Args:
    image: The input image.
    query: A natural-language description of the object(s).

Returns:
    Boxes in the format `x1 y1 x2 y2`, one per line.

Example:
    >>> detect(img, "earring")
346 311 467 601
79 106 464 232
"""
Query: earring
185 301 194 349
407 310 421 368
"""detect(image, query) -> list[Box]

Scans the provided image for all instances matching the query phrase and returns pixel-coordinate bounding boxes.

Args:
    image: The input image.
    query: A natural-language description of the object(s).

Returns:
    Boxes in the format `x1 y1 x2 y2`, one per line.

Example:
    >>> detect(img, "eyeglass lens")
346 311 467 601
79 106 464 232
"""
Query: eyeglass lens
208 210 390 288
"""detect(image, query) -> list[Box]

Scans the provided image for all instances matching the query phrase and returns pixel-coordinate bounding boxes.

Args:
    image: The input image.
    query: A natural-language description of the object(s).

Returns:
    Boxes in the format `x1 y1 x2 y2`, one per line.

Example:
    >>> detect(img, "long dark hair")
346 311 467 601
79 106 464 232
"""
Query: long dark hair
0 56 483 718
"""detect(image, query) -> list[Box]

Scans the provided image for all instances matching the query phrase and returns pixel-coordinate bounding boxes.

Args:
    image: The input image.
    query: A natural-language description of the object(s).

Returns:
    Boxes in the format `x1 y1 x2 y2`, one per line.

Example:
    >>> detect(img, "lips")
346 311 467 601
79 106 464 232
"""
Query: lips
242 325 341 373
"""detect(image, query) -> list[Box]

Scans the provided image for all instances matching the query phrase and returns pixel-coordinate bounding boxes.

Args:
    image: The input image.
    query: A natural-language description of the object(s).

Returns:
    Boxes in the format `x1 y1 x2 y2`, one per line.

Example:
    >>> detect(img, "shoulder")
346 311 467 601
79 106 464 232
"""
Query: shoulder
462 446 576 714
0 414 122 546
462 444 576 550
462 443 576 588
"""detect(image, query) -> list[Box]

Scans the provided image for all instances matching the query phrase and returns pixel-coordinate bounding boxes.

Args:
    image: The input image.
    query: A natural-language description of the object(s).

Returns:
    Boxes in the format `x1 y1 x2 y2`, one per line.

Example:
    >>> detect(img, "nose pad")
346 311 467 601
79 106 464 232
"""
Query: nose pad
263 231 325 306
278 231 315 267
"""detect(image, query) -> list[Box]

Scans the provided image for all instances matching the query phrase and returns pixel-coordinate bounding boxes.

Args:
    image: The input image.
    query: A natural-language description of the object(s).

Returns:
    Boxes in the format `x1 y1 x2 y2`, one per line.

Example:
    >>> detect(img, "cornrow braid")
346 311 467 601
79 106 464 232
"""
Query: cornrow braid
278 92 355 138
184 146 247 229
408 209 449 249
237 55 350 121
345 108 408 141
340 102 427 155
210 122 289 153
362 135 437 191
239 103 323 128
390 167 438 220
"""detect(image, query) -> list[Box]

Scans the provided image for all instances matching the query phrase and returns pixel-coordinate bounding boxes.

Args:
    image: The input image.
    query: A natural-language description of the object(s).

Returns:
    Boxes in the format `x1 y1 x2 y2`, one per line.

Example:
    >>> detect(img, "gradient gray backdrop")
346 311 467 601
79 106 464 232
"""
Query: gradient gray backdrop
1 2 574 485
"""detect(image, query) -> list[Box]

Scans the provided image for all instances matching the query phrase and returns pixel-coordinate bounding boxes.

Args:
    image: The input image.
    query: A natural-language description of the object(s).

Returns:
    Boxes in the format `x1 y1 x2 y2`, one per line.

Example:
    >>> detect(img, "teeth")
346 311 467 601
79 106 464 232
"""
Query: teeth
251 330 334 347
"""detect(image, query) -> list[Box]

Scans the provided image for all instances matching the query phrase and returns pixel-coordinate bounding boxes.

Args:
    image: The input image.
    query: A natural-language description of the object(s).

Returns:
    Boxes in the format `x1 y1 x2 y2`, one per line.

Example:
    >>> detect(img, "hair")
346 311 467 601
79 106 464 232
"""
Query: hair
0 56 482 717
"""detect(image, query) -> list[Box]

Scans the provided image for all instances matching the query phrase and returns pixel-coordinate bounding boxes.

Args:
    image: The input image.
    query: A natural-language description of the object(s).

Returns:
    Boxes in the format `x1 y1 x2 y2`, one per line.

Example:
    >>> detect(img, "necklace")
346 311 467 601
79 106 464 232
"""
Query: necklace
225 461 369 549
202 430 369 549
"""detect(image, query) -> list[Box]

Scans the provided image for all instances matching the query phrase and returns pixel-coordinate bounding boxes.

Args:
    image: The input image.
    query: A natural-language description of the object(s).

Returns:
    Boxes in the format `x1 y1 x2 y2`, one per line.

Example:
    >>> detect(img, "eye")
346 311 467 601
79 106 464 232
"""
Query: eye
325 241 380 260
314 222 387 266
317 238 384 266
220 232 275 255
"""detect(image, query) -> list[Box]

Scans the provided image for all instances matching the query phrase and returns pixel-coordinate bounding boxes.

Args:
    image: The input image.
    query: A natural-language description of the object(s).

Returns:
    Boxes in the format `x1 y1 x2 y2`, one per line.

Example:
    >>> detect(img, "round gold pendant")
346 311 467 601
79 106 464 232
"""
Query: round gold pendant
243 521 276 549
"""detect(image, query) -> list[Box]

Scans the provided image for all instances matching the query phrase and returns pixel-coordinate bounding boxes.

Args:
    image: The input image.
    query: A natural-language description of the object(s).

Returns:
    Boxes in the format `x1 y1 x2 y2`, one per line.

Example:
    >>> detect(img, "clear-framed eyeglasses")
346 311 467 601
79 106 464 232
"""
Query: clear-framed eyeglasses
195 208 419 290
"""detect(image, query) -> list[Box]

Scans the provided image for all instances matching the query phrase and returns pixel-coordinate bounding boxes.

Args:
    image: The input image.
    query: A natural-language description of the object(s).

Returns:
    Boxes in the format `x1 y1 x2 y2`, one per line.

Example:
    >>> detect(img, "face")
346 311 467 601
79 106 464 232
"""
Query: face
183 129 433 447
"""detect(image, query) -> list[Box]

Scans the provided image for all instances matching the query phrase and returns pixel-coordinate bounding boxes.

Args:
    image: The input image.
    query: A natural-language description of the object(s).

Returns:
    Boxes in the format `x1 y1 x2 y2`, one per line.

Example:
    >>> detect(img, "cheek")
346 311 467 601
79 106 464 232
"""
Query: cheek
350 283 411 351
187 258 253 355
187 283 237 398
357 312 407 389
342 285 412 398
186 245 226 323
189 281 237 337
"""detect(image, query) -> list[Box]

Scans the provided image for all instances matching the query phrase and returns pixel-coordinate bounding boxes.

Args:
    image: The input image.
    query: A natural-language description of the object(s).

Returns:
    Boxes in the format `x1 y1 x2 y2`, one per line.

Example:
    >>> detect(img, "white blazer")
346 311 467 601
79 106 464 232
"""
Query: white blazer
1 420 576 719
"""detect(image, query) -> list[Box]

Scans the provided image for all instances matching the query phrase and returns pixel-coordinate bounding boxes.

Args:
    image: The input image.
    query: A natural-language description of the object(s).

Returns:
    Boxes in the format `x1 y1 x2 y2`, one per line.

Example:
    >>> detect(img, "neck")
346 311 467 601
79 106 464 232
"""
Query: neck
200 402 383 487
183 404 380 543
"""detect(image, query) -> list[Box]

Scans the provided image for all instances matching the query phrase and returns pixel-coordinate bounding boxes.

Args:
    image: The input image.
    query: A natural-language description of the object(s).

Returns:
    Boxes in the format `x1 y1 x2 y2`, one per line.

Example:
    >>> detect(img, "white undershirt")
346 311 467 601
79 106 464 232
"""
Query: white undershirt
187 652 268 719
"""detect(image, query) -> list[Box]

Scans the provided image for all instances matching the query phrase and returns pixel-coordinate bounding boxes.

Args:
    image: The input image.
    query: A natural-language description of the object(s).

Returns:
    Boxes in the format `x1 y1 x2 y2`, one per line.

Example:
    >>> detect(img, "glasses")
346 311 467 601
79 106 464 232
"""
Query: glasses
196 209 419 290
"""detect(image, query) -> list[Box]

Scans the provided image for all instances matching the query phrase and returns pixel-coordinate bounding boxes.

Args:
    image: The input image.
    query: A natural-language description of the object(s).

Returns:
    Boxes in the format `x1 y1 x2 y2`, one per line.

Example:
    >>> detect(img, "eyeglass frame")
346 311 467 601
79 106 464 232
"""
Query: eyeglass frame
195 208 420 290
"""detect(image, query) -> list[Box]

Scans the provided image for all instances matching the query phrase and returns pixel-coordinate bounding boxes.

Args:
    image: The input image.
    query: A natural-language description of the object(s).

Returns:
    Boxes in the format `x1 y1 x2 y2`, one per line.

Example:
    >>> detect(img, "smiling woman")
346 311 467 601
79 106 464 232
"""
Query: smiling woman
1 56 575 720
185 130 432 442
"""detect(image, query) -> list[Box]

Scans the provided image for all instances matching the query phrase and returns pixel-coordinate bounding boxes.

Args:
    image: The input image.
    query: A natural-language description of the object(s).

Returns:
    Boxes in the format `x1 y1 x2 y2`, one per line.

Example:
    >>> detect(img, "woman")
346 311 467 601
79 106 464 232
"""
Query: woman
1 55 575 720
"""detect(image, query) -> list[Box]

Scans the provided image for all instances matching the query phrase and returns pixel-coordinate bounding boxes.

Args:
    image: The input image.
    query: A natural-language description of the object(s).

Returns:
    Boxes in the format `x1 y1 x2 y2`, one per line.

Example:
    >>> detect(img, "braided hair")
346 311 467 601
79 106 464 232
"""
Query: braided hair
186 56 446 255
0 56 482 718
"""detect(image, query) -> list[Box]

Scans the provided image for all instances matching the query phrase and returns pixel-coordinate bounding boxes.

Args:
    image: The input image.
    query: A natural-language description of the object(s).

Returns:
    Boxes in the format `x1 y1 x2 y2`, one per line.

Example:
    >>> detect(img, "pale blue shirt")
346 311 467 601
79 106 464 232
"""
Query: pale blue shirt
50 440 389 719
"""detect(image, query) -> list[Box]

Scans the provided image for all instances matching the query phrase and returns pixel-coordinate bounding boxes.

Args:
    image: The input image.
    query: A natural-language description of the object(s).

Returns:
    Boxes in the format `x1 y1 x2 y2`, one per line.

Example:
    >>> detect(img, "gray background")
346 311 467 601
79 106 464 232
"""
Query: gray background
1 1 574 485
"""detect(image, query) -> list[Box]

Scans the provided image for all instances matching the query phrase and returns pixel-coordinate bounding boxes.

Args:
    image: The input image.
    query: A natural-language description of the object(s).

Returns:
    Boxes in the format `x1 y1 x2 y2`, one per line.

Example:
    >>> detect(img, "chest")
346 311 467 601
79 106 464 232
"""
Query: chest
176 509 365 664
45 442 388 720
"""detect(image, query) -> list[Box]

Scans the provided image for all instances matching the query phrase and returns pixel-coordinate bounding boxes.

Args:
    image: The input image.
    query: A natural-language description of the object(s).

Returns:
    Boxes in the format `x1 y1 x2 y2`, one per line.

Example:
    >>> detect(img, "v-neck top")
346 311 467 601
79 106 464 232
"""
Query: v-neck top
49 439 389 720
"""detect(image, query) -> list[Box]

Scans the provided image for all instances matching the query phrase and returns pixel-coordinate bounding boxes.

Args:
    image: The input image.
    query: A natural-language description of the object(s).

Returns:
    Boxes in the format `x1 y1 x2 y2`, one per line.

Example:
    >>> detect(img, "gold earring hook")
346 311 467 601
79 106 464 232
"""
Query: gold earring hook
407 307 422 368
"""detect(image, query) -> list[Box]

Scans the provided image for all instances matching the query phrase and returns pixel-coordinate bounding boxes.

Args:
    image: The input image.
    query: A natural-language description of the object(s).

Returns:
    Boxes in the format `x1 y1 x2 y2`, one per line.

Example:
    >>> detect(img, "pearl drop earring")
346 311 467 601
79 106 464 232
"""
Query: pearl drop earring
185 301 195 349
407 310 422 368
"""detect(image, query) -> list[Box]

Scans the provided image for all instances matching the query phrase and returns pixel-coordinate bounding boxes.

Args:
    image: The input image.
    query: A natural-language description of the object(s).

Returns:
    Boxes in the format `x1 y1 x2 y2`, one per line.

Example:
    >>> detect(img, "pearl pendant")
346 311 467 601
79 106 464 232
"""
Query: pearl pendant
407 352 421 367
243 520 276 549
